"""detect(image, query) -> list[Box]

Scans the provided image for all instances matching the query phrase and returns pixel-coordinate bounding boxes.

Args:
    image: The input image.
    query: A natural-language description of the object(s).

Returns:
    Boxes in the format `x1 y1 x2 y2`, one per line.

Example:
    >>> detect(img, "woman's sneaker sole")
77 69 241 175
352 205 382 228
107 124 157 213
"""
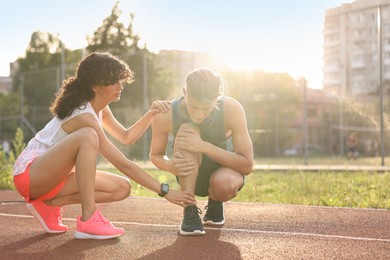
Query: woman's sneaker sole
26 203 67 234
74 231 124 240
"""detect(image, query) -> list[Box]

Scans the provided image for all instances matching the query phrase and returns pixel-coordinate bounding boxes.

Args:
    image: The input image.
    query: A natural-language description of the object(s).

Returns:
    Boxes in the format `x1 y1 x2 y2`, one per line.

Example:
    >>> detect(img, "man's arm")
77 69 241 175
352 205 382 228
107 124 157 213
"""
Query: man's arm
150 112 172 172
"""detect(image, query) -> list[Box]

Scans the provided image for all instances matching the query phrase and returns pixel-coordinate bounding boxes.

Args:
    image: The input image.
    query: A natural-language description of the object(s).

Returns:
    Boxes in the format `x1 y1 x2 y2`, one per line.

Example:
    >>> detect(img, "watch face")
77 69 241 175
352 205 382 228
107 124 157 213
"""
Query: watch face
162 184 169 193
159 183 169 197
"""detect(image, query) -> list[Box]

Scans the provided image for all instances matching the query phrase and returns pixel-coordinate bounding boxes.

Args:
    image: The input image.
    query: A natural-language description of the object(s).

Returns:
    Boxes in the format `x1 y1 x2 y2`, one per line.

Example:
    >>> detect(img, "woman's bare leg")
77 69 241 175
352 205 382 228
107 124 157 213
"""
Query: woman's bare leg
49 170 131 206
29 127 99 220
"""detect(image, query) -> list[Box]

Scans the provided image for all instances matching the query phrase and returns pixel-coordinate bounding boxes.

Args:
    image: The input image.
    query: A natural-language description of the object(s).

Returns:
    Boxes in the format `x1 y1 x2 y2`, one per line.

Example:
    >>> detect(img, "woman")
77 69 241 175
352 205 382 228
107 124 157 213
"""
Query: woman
13 52 195 240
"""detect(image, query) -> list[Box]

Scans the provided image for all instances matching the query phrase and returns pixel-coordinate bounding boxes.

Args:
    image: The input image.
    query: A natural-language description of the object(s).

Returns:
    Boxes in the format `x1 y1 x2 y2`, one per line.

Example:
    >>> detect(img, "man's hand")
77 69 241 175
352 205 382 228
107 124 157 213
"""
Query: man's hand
174 128 204 153
171 152 197 176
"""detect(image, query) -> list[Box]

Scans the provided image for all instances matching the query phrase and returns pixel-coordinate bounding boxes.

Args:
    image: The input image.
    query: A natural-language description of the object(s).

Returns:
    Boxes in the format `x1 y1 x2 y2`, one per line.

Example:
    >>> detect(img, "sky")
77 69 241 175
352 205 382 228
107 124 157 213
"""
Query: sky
0 0 351 88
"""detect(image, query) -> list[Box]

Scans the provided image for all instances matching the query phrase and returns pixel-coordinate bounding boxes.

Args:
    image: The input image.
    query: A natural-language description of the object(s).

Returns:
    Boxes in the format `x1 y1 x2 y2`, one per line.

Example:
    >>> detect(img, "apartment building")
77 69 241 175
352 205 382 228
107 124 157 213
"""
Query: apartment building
0 76 12 94
323 0 390 97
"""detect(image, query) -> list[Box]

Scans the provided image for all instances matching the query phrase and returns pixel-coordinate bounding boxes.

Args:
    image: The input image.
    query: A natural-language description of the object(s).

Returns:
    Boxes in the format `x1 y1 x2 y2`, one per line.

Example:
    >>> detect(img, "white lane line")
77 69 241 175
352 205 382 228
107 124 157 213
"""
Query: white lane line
1 200 389 212
1 212 389 243
204 226 390 243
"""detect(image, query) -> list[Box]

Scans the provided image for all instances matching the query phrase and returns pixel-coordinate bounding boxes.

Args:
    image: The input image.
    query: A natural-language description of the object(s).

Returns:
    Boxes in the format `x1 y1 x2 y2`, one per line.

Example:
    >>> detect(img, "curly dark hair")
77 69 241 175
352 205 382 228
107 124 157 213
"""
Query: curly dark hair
50 52 134 119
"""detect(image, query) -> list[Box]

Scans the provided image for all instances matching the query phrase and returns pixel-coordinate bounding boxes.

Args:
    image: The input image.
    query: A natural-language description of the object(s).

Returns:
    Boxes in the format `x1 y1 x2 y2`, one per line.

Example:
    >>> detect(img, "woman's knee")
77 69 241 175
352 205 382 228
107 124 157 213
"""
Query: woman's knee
122 178 132 198
115 178 131 201
75 127 99 150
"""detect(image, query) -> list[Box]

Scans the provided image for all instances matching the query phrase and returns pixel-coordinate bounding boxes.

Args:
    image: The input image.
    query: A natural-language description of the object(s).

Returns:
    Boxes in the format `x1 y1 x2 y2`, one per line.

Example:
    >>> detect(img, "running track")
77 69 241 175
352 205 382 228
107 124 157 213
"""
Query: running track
0 190 389 259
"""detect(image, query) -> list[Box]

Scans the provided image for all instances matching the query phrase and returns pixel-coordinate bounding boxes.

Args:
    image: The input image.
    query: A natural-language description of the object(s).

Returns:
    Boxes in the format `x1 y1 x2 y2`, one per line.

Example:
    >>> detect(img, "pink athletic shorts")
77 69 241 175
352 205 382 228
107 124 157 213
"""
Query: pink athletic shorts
13 161 67 202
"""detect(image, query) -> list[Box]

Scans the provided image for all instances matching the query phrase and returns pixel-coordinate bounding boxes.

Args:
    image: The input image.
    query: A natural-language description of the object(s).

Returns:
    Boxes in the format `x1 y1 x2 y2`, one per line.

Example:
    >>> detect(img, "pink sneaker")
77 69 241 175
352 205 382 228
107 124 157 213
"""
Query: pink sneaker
74 209 125 239
26 200 68 233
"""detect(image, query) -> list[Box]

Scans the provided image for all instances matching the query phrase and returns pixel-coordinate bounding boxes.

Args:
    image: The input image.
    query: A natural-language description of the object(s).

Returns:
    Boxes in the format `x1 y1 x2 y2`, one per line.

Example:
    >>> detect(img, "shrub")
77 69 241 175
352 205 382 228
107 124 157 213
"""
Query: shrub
0 128 25 189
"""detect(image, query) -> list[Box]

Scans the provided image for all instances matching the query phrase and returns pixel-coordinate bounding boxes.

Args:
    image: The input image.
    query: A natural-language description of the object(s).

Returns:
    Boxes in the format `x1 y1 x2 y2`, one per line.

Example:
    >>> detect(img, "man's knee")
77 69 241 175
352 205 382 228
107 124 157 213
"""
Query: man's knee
174 123 201 163
177 122 199 133
209 170 243 201
210 182 238 202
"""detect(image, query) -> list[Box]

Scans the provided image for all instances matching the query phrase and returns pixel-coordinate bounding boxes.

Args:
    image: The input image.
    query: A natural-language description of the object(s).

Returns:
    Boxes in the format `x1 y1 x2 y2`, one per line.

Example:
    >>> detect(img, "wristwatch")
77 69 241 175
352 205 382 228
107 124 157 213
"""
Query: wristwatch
158 183 169 197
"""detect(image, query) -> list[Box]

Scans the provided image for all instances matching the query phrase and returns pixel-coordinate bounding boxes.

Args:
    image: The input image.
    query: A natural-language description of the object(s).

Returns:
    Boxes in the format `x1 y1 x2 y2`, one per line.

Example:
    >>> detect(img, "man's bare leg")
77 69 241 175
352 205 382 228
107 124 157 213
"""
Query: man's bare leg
175 123 205 235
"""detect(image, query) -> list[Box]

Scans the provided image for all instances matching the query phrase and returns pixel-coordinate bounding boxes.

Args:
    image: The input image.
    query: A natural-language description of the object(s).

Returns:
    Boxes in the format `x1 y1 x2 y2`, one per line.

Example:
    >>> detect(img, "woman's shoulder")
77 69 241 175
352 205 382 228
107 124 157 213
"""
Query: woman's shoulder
62 103 100 127
67 103 93 117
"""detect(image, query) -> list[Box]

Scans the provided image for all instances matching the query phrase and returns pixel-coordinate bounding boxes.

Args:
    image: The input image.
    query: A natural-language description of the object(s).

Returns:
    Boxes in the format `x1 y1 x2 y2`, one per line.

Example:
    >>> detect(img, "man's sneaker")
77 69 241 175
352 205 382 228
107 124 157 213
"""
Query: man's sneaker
26 200 68 233
203 198 225 225
179 205 205 236
74 209 125 239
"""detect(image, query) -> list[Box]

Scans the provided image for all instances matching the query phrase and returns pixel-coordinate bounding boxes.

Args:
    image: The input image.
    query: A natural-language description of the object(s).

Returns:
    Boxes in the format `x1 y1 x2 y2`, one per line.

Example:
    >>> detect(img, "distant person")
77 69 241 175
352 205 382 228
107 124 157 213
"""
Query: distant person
13 52 195 240
373 140 379 157
2 140 10 160
150 68 253 235
347 132 358 160
364 139 373 157
331 140 339 158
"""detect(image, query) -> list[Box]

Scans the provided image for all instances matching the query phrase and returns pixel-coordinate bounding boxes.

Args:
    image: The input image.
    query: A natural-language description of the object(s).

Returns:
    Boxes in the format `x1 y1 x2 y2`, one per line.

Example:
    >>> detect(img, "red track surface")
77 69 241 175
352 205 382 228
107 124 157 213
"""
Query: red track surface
0 190 389 259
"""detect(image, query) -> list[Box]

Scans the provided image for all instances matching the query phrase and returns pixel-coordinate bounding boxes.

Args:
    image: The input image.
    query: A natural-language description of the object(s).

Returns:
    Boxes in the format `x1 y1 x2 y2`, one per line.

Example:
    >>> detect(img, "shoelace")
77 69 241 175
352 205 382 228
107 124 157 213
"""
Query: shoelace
95 205 110 224
48 206 62 223
186 206 202 224
56 207 64 223
204 202 222 217
96 211 110 225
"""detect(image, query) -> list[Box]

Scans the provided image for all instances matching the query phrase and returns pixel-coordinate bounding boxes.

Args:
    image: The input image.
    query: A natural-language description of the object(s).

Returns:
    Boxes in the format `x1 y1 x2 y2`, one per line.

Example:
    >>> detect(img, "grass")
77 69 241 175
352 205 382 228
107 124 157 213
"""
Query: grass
235 171 390 209
256 156 389 166
100 166 390 210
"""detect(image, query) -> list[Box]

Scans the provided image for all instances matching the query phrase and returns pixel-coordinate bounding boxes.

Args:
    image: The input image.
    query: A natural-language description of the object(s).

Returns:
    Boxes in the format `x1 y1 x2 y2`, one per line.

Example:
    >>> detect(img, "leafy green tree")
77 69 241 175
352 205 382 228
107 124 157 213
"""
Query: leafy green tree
12 31 83 140
0 92 20 141
0 128 25 190
85 2 176 158
86 2 176 107
86 2 145 114
14 31 63 106
87 2 140 57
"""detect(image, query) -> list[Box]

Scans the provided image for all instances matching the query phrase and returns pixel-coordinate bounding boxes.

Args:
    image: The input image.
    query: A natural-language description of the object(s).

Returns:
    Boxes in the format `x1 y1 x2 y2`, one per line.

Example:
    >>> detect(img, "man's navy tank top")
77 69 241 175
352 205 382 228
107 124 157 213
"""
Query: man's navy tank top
171 96 229 169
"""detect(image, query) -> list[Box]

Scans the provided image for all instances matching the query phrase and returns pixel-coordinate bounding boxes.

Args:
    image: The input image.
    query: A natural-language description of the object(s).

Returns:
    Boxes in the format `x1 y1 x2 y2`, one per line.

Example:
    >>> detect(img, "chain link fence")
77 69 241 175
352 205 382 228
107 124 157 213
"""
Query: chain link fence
2 66 390 166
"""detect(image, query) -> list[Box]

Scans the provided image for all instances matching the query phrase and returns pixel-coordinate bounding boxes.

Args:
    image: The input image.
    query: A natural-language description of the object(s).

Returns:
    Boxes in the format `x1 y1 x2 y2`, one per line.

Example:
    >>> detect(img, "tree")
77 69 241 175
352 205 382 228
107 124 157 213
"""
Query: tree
86 1 140 57
87 2 144 113
15 31 63 102
85 2 177 158
0 92 20 141
9 2 177 159
0 128 25 190
12 31 83 140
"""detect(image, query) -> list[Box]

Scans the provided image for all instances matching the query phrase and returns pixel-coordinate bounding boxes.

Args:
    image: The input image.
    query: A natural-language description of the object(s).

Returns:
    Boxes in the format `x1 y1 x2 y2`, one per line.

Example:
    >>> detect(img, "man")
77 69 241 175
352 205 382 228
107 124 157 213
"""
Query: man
150 68 253 235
